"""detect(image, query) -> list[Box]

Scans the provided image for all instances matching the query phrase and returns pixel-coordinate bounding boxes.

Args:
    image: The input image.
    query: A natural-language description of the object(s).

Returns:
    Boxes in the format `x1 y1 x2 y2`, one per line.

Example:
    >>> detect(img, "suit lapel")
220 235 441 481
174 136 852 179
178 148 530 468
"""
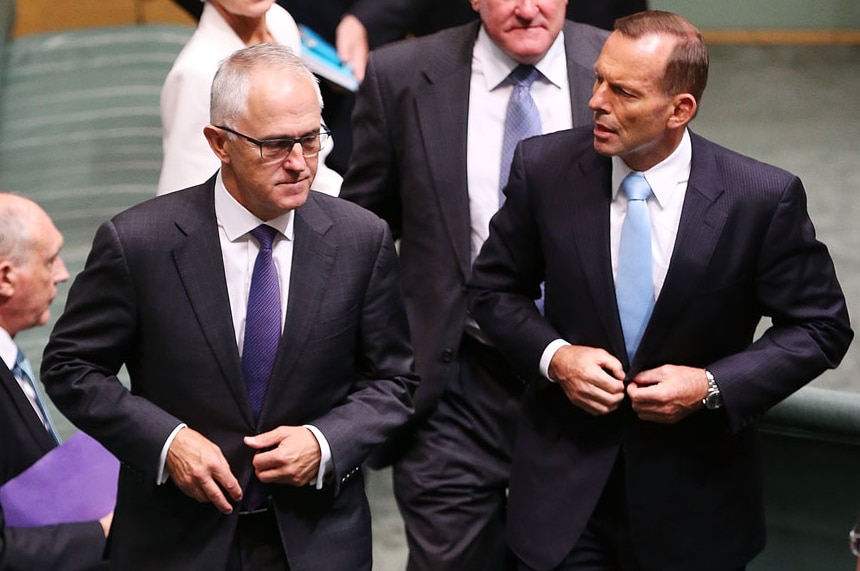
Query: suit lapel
563 21 601 127
413 23 480 280
633 134 728 369
0 363 56 452
171 183 252 425
567 151 629 362
259 196 337 422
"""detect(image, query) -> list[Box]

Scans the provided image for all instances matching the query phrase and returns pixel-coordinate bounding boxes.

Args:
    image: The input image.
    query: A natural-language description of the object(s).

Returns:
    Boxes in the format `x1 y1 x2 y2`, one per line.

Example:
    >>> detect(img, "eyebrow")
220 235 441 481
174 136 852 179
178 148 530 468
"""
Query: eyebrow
259 128 322 141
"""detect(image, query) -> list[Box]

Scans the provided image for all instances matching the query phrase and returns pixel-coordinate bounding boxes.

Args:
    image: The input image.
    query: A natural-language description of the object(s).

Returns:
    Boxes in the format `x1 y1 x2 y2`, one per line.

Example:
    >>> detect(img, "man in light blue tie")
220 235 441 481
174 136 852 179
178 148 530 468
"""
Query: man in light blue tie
0 192 110 570
469 10 852 571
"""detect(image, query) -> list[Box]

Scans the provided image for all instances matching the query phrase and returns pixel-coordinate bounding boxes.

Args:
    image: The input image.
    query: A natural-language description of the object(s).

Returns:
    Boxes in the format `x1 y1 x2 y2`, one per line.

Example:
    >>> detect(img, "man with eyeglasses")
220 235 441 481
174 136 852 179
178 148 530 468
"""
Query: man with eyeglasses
41 43 418 571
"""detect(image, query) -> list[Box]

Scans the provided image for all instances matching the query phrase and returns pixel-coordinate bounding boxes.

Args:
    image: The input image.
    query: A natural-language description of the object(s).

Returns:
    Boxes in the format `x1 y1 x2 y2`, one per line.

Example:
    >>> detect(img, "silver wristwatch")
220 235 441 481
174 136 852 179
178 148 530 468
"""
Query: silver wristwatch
702 370 723 410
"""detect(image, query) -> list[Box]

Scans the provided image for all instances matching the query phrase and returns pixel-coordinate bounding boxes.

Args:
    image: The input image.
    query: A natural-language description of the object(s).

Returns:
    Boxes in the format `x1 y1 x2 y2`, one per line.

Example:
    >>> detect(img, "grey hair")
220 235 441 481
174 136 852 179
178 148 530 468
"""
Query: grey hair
210 42 323 127
0 193 35 266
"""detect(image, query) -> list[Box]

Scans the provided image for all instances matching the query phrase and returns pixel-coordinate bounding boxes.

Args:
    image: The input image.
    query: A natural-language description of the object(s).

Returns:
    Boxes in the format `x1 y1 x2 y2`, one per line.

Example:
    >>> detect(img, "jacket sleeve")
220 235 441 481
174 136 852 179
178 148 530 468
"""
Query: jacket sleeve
1 505 107 571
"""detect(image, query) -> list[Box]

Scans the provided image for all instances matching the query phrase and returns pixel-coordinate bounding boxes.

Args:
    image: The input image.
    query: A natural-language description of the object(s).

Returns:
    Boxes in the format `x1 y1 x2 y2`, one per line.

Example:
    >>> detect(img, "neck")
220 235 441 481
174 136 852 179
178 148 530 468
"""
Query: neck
212 3 273 46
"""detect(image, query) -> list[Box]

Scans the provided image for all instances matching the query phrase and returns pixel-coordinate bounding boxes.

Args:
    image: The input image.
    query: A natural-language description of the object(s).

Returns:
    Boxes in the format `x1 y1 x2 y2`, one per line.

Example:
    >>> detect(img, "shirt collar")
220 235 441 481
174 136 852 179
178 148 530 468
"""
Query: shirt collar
0 326 17 371
213 170 294 242
474 26 568 92
611 128 693 208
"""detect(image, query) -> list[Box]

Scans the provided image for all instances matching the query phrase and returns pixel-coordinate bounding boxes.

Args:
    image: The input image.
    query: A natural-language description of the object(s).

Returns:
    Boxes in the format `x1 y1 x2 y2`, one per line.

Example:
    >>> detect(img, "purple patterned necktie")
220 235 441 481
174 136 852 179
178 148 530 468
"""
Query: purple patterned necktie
242 224 282 422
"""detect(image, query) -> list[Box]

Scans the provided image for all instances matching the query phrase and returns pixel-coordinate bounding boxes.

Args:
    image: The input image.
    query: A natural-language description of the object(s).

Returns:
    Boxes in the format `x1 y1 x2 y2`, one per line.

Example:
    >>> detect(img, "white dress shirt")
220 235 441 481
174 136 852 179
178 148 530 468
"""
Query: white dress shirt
158 172 332 488
0 326 52 430
466 26 572 265
540 129 693 377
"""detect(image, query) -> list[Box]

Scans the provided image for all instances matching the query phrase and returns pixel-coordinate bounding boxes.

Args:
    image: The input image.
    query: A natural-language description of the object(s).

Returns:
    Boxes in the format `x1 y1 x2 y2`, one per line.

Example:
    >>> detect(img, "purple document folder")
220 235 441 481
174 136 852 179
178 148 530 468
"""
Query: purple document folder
0 431 119 527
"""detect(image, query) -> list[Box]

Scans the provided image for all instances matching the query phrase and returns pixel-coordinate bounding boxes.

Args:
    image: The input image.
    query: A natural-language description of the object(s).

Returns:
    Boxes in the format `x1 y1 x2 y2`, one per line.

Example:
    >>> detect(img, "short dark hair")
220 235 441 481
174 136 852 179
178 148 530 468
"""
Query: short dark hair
615 10 709 105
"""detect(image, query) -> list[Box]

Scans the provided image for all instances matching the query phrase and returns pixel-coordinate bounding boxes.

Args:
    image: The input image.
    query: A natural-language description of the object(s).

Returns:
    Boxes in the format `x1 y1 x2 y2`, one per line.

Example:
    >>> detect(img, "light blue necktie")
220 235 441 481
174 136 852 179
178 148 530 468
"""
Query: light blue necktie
499 65 544 312
616 173 654 360
13 349 60 444
499 64 542 202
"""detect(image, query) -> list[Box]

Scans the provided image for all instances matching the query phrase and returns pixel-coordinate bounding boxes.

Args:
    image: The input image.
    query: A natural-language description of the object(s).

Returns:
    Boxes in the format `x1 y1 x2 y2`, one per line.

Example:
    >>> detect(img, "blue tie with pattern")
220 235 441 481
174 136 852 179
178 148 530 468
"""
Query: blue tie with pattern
14 349 60 444
243 225 282 422
616 173 654 360
499 64 542 201
500 65 544 312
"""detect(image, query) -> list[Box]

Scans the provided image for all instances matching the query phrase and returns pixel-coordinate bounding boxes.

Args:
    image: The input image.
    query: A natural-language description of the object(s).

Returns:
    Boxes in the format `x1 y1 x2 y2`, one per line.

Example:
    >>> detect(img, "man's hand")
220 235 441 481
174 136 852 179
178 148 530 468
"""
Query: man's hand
627 365 709 424
336 14 369 82
98 511 113 538
165 427 242 514
244 426 321 488
548 345 626 415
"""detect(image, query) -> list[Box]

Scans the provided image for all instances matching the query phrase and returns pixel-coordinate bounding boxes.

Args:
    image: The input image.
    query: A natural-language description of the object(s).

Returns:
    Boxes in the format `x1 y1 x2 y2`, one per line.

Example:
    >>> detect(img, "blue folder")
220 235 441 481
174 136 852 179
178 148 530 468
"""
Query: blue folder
299 24 359 92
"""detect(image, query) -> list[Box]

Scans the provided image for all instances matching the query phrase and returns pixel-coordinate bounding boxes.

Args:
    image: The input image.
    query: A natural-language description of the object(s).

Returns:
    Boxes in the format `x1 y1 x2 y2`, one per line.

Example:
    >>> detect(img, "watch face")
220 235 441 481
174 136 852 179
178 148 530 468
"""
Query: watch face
705 392 723 409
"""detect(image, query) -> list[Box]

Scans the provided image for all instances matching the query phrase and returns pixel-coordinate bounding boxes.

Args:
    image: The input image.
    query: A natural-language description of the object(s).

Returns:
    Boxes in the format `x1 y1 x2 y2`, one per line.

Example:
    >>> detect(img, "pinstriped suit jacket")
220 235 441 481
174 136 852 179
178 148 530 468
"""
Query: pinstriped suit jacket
41 178 417 571
342 21 609 424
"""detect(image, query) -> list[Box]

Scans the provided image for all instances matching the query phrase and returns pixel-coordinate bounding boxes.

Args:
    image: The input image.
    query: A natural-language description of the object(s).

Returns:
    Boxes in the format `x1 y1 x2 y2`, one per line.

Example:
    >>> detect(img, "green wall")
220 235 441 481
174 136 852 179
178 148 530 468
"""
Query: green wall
650 0 860 30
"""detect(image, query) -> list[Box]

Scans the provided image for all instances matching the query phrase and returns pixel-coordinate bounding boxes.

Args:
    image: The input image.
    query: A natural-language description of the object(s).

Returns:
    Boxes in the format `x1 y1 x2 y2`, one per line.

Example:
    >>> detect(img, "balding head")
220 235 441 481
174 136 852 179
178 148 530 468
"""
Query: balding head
0 193 43 266
0 193 68 336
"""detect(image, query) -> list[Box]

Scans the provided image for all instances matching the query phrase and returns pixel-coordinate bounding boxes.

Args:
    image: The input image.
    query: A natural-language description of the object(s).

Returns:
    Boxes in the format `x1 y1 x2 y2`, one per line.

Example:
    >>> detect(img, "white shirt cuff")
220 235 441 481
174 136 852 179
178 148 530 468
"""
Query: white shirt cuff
303 424 332 490
540 339 571 381
157 423 187 485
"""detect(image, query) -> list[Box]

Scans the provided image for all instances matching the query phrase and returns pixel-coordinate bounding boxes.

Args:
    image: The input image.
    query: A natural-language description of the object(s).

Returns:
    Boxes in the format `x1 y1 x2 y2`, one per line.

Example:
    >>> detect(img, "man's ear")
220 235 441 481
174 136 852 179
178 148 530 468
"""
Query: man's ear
667 93 697 129
203 125 231 164
0 259 15 298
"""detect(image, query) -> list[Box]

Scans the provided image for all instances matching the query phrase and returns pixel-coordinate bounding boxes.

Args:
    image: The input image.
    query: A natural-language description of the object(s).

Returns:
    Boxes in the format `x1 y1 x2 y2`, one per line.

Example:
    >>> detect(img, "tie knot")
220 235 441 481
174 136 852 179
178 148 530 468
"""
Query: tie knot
14 349 26 370
13 350 31 379
622 172 652 202
507 64 540 88
250 225 278 251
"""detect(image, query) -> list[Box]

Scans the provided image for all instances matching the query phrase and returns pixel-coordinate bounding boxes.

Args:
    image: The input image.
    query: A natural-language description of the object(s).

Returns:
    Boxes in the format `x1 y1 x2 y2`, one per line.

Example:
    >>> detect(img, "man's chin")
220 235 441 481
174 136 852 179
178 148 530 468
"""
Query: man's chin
592 138 617 157
277 187 310 209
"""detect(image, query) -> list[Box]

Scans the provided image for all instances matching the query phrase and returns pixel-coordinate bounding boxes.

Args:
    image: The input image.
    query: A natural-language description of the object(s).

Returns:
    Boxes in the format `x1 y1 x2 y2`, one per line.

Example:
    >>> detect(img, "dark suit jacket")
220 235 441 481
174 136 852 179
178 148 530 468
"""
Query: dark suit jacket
468 127 854 571
41 180 417 571
341 20 608 418
0 363 107 571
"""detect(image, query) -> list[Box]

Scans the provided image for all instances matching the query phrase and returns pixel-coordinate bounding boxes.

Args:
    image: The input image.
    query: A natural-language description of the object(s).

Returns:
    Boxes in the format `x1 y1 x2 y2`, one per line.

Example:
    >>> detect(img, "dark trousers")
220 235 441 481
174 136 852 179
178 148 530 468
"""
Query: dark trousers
518 459 746 571
393 334 522 571
226 509 289 571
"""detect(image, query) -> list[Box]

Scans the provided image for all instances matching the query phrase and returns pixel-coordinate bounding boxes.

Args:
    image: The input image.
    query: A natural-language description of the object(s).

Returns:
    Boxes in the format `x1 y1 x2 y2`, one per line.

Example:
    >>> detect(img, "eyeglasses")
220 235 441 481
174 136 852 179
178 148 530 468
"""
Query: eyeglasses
216 125 330 161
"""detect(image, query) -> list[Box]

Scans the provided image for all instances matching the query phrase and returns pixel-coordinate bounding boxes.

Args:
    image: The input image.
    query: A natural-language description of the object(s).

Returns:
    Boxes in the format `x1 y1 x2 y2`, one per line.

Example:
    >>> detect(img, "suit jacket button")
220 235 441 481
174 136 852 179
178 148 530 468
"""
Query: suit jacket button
441 349 455 363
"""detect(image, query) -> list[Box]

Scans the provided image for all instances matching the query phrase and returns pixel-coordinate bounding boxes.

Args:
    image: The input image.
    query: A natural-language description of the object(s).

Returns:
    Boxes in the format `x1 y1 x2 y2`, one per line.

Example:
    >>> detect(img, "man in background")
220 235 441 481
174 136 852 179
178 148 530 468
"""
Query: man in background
469 11 853 570
340 1 607 569
0 192 109 570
